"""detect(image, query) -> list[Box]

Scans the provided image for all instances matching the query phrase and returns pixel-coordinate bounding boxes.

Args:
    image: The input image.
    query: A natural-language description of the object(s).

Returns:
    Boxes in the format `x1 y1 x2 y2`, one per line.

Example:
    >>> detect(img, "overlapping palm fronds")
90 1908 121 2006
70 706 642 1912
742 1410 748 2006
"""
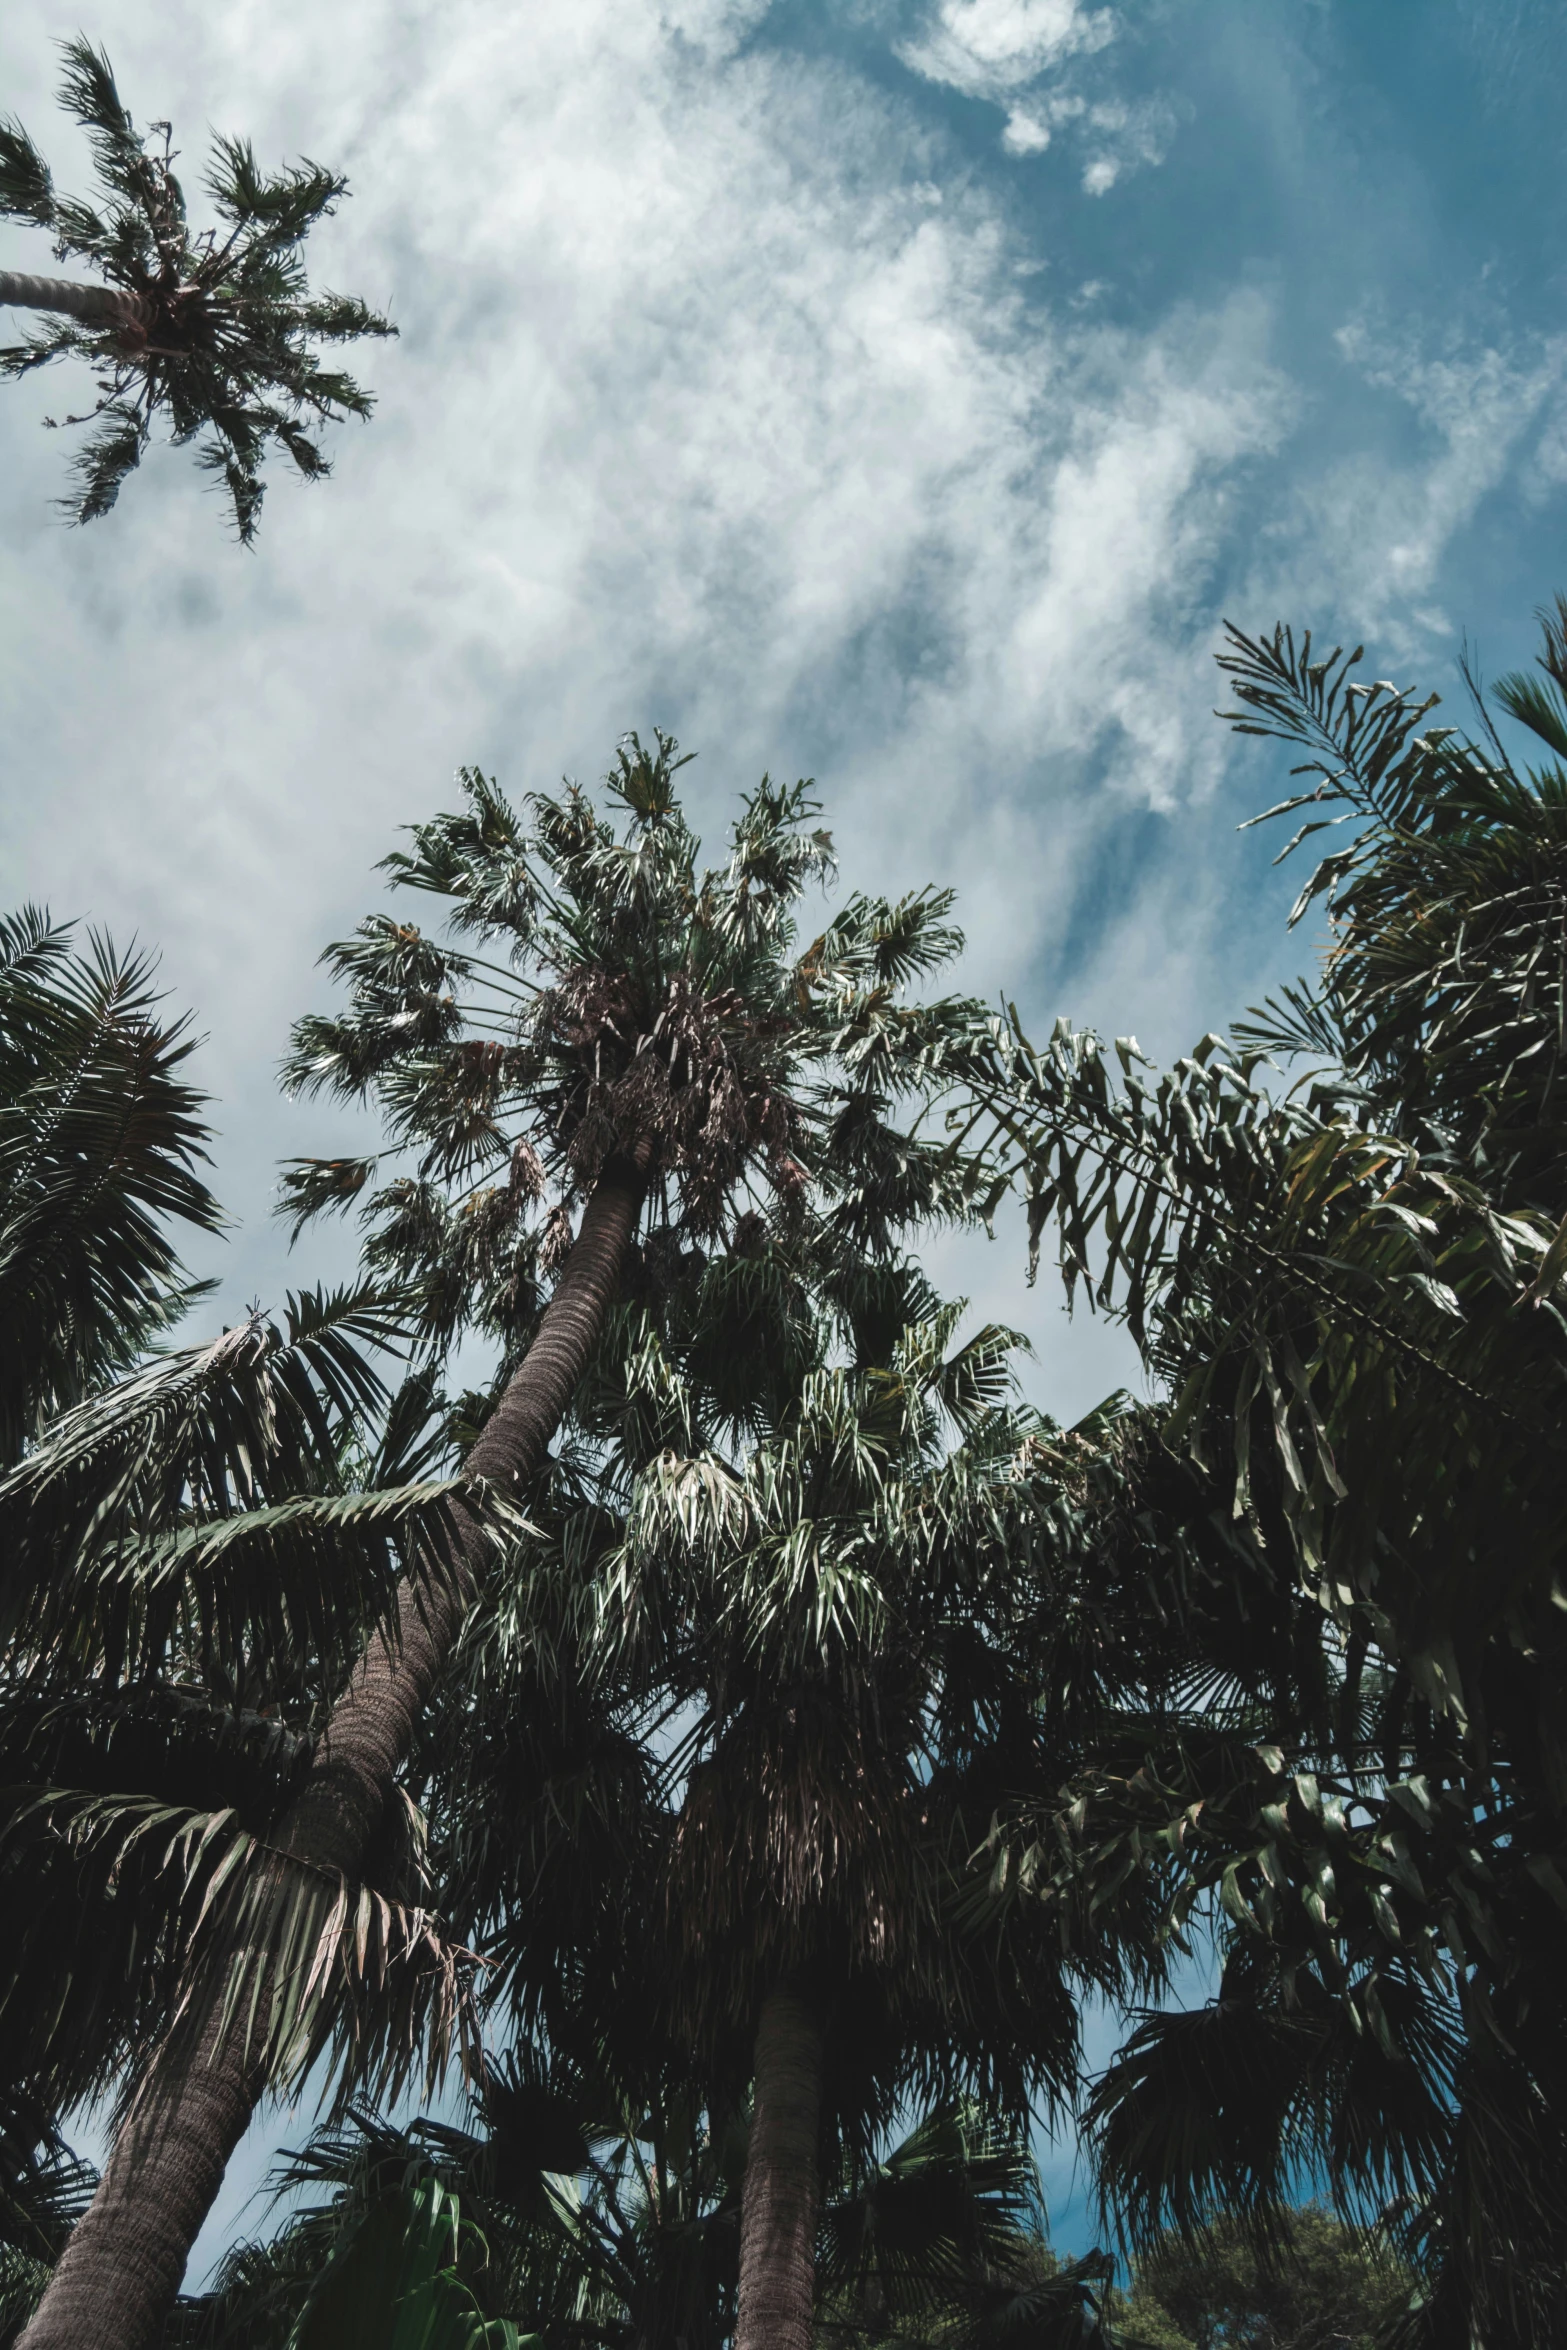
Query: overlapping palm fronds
171 2064 1106 2350
447 1290 1173 2102
0 911 518 2214
0 38 393 537
279 740 984 1368
0 2094 94 2350
0 907 219 1461
0 1323 509 2140
0 1284 481 1683
953 601 1567 2345
422 1250 1282 2350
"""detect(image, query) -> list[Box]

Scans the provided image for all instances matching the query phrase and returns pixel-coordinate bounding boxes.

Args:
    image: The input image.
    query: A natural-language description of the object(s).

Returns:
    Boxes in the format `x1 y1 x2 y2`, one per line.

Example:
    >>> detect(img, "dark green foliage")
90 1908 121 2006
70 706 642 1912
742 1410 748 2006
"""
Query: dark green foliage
0 38 393 537
1223 607 1567 1214
815 2104 1115 2350
0 909 511 2170
957 600 1567 2348
412 1210 1300 2278
170 2073 1109 2350
0 907 219 1462
0 1310 495 2138
0 2094 94 2348
1117 2208 1412 2350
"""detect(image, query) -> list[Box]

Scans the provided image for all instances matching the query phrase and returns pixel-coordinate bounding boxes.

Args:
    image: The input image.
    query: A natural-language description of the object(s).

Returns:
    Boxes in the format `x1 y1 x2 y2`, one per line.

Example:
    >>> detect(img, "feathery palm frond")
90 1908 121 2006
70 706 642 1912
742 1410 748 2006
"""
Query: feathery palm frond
0 39 393 538
0 909 219 1460
174 2073 1097 2350
280 742 987 1366
955 598 1567 2345
0 1286 495 1693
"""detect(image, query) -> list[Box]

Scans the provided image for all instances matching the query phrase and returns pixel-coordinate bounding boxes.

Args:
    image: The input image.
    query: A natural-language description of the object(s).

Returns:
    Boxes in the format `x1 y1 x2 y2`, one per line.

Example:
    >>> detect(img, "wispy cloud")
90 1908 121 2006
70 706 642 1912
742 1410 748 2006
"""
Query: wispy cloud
896 0 1174 188
1260 316 1567 653
0 2 1283 1063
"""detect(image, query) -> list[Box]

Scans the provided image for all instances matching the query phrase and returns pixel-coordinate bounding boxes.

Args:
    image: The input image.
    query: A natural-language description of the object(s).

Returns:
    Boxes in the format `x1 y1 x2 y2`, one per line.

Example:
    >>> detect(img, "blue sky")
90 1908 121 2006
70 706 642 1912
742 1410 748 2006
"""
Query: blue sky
4 0 1565 2277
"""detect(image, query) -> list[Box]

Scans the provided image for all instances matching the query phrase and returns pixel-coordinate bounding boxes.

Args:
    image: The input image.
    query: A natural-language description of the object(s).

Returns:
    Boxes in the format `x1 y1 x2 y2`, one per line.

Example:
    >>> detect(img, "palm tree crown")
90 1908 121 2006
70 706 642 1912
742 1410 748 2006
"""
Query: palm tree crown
0 38 394 538
282 735 979 1362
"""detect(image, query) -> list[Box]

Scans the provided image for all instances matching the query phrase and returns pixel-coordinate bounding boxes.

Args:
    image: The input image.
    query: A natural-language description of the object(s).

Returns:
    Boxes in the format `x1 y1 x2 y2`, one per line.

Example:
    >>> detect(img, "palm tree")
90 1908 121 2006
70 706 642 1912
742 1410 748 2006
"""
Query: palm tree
951 602 1567 2344
169 2061 1109 2350
415 1181 1296 2350
0 908 489 2346
554 1299 1176 2350
25 741 981 2350
316 1220 1238 2350
0 38 393 538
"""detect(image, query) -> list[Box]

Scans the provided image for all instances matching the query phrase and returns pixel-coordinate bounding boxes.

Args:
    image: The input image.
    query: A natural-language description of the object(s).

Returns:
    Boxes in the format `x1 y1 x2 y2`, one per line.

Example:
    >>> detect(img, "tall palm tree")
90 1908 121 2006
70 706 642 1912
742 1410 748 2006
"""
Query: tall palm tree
341 1234 1236 2350
553 1300 1180 2350
953 601 1567 2345
0 907 495 2346
417 1193 1287 2350
25 741 981 2350
0 38 393 538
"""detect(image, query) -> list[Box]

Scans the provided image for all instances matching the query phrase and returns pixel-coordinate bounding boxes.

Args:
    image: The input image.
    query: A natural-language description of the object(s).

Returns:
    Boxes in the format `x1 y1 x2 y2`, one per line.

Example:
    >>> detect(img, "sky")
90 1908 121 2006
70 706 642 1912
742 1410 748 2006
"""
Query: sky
5 0 1567 2280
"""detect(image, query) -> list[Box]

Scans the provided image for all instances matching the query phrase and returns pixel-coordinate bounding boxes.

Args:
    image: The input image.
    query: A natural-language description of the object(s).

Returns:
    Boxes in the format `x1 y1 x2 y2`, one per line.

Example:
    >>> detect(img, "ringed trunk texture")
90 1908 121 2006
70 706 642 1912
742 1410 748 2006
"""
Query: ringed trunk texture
0 270 149 327
18 1159 644 2350
734 1981 826 2350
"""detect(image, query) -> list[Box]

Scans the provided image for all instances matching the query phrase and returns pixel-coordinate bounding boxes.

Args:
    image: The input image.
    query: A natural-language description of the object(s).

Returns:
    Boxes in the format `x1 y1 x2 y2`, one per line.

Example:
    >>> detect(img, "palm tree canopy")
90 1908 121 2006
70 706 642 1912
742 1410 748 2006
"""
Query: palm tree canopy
419 1227 1265 2185
281 737 984 1370
0 913 508 2142
0 1311 498 2142
0 37 394 538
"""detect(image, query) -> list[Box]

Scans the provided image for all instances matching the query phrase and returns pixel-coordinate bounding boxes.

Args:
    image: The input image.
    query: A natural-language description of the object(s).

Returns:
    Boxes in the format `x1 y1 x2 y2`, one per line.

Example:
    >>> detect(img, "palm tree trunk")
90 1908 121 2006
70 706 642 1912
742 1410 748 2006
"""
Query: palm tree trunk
0 271 149 327
734 1980 825 2350
18 1156 644 2350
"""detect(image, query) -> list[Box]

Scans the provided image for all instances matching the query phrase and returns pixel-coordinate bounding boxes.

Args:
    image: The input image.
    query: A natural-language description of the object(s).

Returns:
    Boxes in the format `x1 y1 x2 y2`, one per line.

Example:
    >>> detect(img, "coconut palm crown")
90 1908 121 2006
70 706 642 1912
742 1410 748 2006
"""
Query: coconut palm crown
0 38 394 538
281 734 981 1358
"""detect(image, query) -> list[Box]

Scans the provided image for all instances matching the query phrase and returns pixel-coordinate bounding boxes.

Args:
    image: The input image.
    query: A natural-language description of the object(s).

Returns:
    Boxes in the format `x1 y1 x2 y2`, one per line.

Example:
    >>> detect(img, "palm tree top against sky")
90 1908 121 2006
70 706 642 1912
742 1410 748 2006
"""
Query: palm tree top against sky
0 37 392 539
279 734 985 1357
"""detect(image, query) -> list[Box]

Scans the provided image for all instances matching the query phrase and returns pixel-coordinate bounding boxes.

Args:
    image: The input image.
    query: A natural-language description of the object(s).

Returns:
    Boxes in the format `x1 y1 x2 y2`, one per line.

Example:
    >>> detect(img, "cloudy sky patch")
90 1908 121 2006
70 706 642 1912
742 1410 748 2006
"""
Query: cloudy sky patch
4 0 1564 1422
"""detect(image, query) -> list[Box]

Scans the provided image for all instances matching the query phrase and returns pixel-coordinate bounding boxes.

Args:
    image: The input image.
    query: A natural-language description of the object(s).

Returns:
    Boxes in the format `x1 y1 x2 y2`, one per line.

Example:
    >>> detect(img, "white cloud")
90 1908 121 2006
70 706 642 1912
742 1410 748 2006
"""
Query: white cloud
897 0 1171 185
0 1 1285 1152
1002 105 1055 154
898 0 1117 96
1263 317 1567 654
1078 95 1177 192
